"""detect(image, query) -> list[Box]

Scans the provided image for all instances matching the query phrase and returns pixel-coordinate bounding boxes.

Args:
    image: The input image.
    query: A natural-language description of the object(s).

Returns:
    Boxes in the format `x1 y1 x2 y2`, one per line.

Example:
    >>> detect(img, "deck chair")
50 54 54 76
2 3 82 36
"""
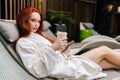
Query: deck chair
77 35 120 52
115 35 120 42
0 19 58 80
0 20 38 80
0 39 37 80
83 22 120 43
76 22 120 52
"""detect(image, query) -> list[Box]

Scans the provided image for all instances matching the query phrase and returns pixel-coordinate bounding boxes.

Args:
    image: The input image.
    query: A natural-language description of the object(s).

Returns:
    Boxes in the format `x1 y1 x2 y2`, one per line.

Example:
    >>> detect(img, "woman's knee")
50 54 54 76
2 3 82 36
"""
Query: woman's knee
99 46 111 52
97 46 112 56
99 46 114 57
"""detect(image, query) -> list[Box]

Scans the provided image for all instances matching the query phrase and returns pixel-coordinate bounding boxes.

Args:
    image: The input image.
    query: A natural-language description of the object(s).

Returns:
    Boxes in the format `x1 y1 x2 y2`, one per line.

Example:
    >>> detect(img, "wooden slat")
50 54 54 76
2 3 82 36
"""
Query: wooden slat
13 0 16 19
0 0 1 19
21 0 23 10
5 0 8 19
35 0 38 8
4 0 43 19
27 0 30 6
31 0 34 7
17 0 20 14
42 0 46 18
23 0 25 8
10 0 12 19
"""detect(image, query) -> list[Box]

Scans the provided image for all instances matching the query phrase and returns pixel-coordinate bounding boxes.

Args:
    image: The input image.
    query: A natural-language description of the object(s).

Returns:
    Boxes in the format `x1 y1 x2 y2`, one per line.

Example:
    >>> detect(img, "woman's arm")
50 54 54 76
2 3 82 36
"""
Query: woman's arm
16 39 60 78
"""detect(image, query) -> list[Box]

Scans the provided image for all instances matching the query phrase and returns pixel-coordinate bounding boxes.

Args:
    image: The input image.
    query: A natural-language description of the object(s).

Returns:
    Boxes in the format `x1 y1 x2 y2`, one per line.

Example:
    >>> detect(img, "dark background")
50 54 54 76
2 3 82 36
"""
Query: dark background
95 0 114 36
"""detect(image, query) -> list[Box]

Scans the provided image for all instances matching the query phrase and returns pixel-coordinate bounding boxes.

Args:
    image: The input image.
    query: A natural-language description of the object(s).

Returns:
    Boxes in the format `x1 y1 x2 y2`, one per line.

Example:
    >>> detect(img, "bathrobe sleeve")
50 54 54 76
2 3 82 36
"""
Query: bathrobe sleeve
16 39 60 78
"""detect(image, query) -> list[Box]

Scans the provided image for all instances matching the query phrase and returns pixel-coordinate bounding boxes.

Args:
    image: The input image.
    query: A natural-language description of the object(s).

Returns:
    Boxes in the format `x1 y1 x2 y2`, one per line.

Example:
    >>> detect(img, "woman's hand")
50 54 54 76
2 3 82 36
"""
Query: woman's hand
51 38 68 51
62 47 70 53
61 40 74 53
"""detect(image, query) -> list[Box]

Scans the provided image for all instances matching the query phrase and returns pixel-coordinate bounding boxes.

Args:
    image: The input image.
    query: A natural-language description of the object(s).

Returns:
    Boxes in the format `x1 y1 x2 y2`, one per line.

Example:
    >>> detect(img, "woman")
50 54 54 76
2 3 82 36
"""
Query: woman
15 6 120 79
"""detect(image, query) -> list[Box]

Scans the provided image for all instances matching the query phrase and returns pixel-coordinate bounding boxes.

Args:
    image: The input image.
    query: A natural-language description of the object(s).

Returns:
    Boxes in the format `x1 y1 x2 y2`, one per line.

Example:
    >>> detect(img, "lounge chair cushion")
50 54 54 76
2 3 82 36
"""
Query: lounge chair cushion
43 20 51 31
0 20 19 42
71 35 120 54
0 19 51 42
83 22 94 29
115 35 120 42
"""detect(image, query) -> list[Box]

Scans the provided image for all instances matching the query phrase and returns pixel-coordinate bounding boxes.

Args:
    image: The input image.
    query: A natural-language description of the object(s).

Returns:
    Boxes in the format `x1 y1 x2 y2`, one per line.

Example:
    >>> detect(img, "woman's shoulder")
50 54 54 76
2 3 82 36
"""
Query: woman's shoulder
16 37 34 46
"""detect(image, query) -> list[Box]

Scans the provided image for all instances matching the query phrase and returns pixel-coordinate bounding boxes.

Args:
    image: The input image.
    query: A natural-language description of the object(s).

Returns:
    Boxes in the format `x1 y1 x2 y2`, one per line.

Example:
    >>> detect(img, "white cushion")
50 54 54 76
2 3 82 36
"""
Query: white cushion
43 21 51 31
0 20 51 42
0 20 19 42
83 22 94 29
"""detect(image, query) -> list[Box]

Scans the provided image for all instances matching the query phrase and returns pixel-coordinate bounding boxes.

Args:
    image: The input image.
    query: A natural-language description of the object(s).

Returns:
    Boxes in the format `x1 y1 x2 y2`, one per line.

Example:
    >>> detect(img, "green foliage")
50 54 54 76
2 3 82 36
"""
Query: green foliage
48 10 76 24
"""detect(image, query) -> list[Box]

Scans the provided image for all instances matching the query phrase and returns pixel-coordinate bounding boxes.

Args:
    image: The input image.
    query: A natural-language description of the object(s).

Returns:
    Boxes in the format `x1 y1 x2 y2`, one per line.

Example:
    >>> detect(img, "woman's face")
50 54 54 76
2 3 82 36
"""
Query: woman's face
28 12 41 32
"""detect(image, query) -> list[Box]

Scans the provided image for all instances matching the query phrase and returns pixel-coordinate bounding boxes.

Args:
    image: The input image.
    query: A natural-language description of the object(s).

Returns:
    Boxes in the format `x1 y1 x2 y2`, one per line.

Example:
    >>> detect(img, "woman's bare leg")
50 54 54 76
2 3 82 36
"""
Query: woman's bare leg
99 59 120 69
80 46 120 69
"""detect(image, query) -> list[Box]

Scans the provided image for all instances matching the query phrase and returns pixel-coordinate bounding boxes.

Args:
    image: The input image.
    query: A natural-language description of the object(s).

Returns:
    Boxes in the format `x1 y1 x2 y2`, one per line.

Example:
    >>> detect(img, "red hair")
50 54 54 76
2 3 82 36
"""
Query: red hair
16 6 54 43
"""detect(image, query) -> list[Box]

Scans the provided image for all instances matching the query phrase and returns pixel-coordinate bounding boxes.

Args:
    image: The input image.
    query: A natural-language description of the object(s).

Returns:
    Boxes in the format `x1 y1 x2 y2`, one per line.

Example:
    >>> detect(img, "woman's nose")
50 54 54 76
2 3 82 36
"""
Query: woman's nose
36 22 39 26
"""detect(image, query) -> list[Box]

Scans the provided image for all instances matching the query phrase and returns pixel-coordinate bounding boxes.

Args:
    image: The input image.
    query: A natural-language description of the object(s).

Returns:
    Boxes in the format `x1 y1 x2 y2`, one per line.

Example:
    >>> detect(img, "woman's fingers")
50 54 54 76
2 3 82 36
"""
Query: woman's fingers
51 38 68 51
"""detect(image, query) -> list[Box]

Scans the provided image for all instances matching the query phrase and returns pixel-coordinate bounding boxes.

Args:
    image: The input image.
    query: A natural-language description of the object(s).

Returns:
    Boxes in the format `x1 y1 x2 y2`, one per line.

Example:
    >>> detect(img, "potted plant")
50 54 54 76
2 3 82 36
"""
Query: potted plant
47 10 76 32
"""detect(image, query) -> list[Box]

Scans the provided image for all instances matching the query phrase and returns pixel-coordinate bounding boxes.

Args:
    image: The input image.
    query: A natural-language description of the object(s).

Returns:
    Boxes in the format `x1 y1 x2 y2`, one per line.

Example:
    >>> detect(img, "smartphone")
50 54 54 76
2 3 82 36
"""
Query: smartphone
61 40 74 53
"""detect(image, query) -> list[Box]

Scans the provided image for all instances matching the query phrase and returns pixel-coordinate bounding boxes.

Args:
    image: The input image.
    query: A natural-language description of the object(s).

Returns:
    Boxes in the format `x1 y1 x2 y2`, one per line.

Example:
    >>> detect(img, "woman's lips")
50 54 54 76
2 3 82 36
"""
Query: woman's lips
33 28 38 30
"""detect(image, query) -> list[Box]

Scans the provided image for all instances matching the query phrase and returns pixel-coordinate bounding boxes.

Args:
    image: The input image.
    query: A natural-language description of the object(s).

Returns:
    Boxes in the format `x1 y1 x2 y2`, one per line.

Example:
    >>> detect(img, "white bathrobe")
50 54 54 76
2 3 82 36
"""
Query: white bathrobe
16 32 102 79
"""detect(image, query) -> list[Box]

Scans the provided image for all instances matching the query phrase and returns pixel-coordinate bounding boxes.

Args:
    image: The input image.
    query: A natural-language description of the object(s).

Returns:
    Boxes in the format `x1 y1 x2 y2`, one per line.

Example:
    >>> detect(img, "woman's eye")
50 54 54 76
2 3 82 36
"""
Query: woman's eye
31 19 40 23
31 19 36 22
